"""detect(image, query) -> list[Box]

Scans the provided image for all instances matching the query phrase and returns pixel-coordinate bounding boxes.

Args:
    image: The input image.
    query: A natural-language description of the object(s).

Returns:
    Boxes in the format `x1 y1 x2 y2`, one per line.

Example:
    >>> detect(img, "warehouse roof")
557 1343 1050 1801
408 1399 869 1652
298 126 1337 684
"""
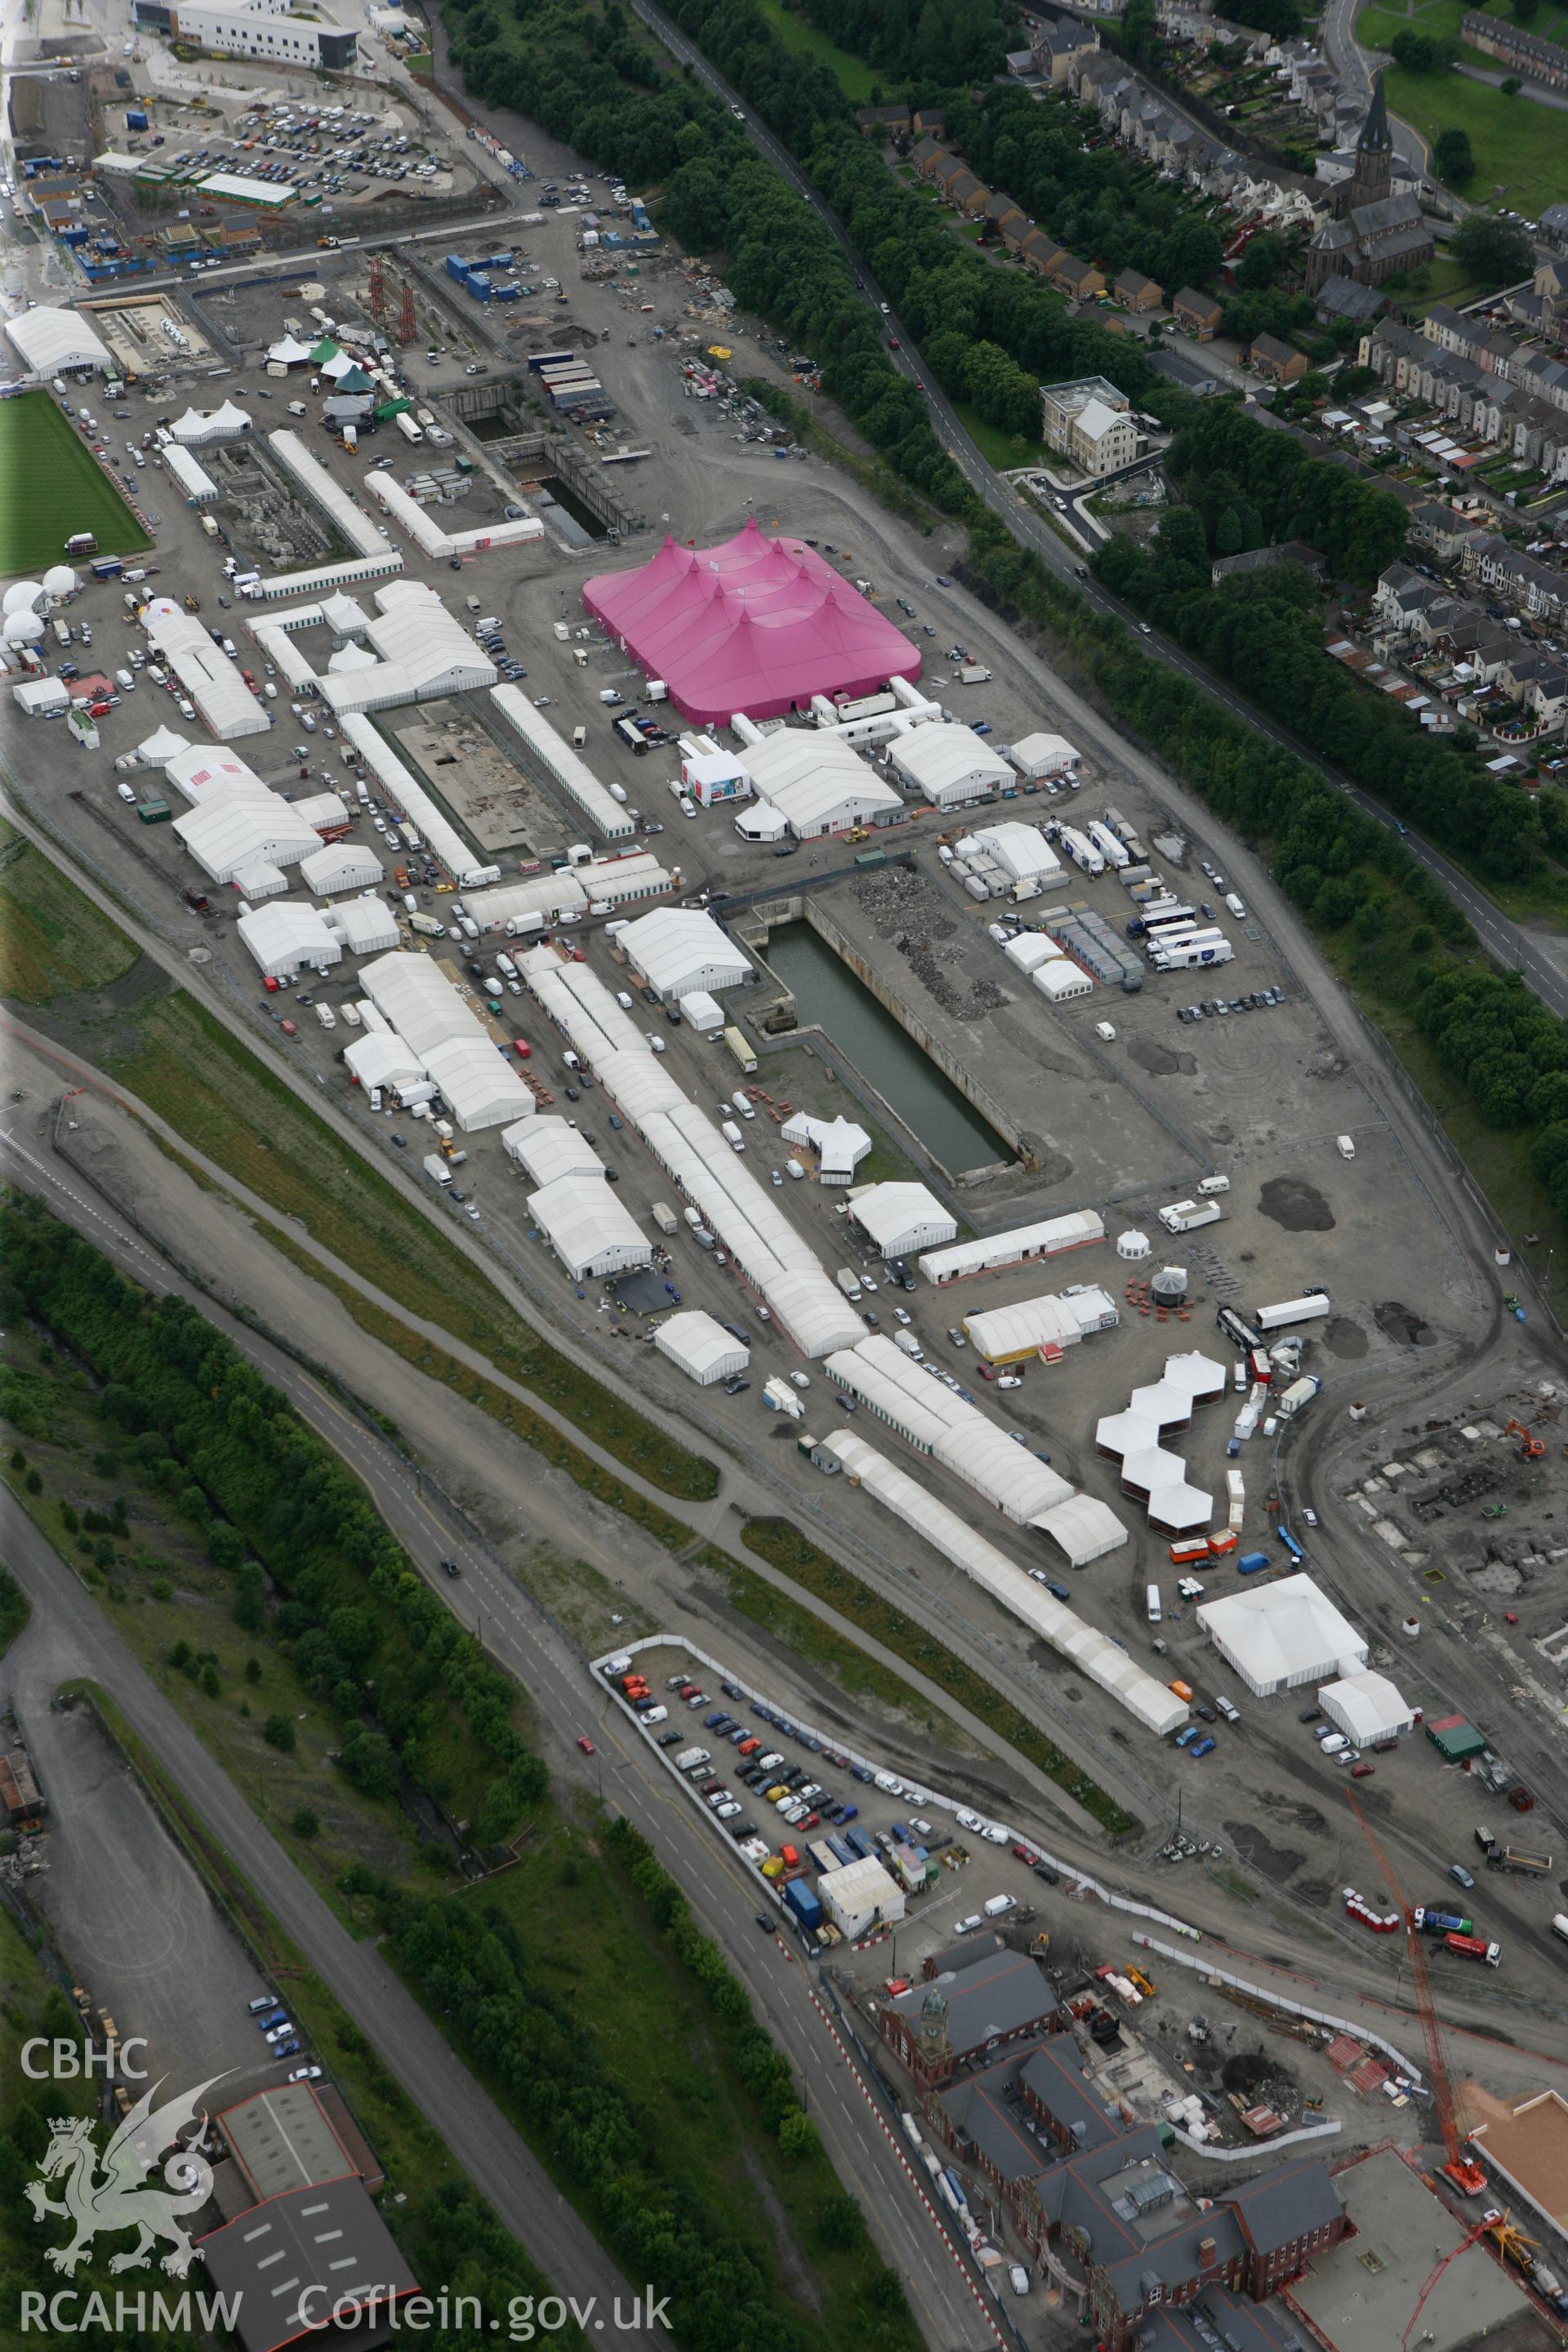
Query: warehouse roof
198 2178 418 2352
849 1180 956 1253
175 799 320 879
1318 1668 1414 1744
528 1175 649 1271
920 1209 1103 1284
967 821 1063 882
889 723 1012 796
300 842 382 895
742 731 902 833
343 1030 424 1092
655 1310 747 1382
1197 1575 1367 1689
618 906 750 995
964 1285 1118 1361
422 1035 532 1129
359 951 483 1058
237 900 341 973
326 894 399 955
1030 1493 1128 1567
215 2083 353 2199
5 305 109 373
503 1115 605 1186
1009 729 1080 773
164 744 268 803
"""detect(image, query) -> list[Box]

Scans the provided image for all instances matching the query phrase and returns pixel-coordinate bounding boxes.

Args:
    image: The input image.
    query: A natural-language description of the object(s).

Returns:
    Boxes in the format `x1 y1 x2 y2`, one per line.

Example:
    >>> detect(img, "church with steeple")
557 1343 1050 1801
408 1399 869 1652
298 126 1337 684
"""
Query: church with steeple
1303 73 1433 294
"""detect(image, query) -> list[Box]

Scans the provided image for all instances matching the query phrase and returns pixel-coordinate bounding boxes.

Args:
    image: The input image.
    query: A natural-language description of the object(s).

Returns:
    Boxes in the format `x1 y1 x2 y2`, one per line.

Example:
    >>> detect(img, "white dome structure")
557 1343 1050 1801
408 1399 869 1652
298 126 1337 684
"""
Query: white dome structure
5 611 46 644
3 580 44 616
42 564 77 599
1116 1228 1152 1261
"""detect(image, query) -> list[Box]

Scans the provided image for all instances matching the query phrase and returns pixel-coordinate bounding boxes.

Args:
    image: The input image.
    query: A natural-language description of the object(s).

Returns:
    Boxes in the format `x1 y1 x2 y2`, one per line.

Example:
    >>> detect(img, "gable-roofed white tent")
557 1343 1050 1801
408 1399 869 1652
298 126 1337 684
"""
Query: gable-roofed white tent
5 306 109 375
422 1036 533 1132
617 906 750 1001
737 729 901 838
656 1312 748 1387
301 841 383 897
1318 1668 1414 1744
344 1031 425 1095
502 1116 604 1186
849 1181 956 1259
237 900 342 979
528 1177 651 1279
323 894 399 956
140 602 270 741
888 722 1011 808
175 797 320 884
358 951 481 1058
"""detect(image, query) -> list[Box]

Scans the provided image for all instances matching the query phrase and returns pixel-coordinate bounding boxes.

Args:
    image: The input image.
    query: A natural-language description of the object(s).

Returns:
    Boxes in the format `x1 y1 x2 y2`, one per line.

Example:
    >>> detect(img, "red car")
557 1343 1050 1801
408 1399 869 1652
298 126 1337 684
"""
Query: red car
1351 1761 1374 1779
577 1735 595 1755
263 976 280 993
513 1038 531 1058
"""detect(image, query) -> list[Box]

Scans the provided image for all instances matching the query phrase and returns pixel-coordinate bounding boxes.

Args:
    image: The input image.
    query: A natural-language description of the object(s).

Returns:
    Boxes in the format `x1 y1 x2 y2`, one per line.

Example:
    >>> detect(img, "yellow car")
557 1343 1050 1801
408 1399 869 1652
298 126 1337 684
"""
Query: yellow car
764 1784 791 1803
760 1855 785 1879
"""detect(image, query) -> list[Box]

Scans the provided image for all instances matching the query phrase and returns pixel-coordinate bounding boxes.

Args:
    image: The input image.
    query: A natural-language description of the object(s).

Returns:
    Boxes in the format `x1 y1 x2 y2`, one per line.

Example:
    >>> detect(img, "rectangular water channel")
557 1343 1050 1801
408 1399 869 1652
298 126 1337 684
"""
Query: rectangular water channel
758 922 1013 1178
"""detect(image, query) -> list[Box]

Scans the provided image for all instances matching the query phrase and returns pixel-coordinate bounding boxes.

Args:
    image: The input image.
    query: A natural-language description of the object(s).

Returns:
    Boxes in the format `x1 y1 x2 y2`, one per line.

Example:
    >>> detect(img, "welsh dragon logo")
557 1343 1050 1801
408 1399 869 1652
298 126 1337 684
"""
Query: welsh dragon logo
25 2074 227 2278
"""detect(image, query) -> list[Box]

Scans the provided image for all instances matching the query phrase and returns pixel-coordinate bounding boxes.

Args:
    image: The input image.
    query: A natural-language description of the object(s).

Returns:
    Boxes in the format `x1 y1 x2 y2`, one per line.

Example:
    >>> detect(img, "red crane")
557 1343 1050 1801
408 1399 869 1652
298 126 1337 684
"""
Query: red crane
1345 1789 1487 2198
1401 2215 1495 2350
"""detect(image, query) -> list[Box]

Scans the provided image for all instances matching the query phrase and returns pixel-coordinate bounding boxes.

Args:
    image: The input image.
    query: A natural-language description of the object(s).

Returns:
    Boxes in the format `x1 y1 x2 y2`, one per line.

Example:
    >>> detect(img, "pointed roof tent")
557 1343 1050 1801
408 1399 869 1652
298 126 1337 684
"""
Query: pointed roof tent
1358 69 1392 154
581 516 922 725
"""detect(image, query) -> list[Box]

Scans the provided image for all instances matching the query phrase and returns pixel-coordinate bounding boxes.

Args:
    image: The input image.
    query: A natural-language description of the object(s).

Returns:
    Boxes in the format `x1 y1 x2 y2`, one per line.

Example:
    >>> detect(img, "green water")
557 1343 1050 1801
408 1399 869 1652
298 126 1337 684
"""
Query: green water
763 923 1011 1175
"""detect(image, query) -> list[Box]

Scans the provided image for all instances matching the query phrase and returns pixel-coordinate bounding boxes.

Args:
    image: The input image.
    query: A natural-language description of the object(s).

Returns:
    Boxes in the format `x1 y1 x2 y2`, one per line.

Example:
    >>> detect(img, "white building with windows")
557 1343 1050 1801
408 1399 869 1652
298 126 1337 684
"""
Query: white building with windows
734 728 902 838
849 1182 956 1259
888 724 1012 808
617 907 750 1002
1039 375 1139 477
132 0 357 69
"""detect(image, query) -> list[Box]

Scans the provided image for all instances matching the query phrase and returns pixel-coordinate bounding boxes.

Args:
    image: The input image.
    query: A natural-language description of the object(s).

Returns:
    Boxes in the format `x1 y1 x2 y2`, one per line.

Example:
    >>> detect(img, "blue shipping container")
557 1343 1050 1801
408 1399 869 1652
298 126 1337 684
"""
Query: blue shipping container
445 254 473 279
844 1827 874 1860
826 1834 855 1865
1236 1551 1270 1575
783 1882 822 1930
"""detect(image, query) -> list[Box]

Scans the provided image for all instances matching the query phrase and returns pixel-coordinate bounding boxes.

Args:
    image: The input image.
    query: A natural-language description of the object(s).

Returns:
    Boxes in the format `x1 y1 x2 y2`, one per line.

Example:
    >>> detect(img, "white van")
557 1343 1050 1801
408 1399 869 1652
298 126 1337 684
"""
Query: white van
982 1894 1016 1918
1319 1732 1348 1756
1336 1134 1356 1159
1225 893 1246 919
496 951 519 980
1214 1695 1240 1724
114 667 136 692
1146 1584 1162 1623
1197 1174 1230 1196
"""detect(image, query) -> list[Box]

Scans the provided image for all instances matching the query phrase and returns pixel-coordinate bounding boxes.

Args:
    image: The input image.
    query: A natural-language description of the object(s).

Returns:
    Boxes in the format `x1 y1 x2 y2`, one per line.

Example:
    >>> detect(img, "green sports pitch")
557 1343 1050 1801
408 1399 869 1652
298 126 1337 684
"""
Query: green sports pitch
0 390 151 577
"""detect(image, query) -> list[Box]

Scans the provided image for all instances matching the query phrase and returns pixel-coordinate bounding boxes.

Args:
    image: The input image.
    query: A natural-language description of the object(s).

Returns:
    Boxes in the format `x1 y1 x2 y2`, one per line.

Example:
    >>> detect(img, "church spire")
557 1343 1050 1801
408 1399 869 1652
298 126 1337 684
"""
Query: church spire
1359 69 1392 156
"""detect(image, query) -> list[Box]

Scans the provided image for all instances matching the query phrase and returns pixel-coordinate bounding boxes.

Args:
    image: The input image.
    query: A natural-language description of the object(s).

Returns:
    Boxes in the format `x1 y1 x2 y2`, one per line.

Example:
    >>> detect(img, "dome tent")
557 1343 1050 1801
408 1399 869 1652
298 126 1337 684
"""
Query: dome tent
3 581 44 616
42 564 77 599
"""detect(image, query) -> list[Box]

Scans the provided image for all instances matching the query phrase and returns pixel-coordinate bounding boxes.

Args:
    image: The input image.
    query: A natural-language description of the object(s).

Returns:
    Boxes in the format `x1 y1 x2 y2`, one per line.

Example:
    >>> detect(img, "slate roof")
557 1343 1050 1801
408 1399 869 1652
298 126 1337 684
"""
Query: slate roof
1226 2157 1346 2254
891 1952 1054 2059
1019 2038 1120 2151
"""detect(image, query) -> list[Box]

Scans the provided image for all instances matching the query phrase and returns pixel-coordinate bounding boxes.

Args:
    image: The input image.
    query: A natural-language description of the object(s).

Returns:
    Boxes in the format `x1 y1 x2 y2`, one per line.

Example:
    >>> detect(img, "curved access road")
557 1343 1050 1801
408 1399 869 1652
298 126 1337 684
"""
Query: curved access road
601 1 1565 1016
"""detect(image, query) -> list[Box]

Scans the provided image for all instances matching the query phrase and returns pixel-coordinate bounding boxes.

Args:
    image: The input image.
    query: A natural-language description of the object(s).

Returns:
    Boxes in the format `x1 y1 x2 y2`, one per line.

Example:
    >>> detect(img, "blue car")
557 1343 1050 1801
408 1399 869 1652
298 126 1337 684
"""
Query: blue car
1190 1737 1216 1759
837 1802 858 1824
1174 1726 1198 1748
1048 1582 1070 1601
256 2009 288 2031
850 1764 874 1784
272 2038 301 2060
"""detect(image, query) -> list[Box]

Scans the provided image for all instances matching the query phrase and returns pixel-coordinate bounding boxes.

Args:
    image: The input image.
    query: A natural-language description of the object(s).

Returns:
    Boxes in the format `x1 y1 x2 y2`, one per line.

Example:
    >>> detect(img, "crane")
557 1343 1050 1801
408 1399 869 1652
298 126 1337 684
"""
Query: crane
1401 2213 1494 2350
1345 1790 1487 2198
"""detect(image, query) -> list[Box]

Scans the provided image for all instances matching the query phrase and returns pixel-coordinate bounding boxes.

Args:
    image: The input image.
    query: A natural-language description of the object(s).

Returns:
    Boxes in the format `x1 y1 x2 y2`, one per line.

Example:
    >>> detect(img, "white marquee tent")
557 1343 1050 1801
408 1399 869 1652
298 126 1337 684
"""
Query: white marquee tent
655 1312 748 1387
528 1177 651 1280
1318 1669 1414 1744
849 1181 956 1260
1196 1575 1369 1699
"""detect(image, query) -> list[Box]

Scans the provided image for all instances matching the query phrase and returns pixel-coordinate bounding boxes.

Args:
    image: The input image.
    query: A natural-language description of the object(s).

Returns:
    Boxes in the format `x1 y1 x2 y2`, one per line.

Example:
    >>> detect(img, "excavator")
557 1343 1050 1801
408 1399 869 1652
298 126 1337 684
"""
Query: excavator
1506 1418 1545 1461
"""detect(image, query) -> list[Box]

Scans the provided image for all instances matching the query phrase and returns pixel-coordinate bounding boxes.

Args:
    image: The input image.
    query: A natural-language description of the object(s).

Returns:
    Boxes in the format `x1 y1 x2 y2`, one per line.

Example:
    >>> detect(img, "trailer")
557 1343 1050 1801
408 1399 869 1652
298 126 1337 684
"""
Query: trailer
1254 1294 1331 1331
1485 1846 1552 1875
1216 1303 1263 1352
1152 938 1234 972
1413 1908 1473 1936
1277 1374 1320 1419
724 1024 758 1073
1159 1198 1223 1233
1445 1931 1502 1966
1055 826 1105 877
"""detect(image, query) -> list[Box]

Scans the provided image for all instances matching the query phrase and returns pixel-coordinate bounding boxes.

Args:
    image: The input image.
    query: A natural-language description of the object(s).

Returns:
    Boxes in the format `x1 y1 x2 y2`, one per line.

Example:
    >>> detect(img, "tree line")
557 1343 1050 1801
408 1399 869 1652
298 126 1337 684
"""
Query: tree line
358 1817 920 2352
1 1202 547 1842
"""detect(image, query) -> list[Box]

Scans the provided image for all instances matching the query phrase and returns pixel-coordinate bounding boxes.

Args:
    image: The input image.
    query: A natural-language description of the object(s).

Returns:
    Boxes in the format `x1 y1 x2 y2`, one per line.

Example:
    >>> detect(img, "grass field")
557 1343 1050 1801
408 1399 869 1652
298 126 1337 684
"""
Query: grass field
0 391 149 575
0 820 142 1000
752 0 878 98
1356 0 1568 212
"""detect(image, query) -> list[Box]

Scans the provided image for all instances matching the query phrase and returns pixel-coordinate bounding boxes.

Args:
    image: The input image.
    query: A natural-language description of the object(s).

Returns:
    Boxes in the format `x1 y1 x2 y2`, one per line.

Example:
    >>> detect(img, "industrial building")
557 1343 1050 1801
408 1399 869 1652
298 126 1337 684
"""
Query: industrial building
582 518 922 724
366 469 545 562
819 1853 905 1941
1039 376 1140 476
736 728 902 840
920 1209 1104 1285
1035 960 1094 1004
962 1285 1120 1364
325 894 399 955
1196 1574 1368 1698
174 795 321 886
163 445 220 503
140 598 270 740
617 906 750 1002
357 951 532 1129
527 1176 652 1279
848 1180 956 1259
887 723 1013 808
825 1335 1077 1524
4 307 110 376
654 1311 749 1386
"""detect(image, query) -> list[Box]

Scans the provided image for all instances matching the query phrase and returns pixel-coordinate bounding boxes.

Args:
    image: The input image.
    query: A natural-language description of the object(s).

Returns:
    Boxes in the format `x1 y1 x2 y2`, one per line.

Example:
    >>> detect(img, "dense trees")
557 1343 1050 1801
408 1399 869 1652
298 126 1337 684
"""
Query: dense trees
0 1205 549 1833
1450 211 1537 287
1434 125 1475 185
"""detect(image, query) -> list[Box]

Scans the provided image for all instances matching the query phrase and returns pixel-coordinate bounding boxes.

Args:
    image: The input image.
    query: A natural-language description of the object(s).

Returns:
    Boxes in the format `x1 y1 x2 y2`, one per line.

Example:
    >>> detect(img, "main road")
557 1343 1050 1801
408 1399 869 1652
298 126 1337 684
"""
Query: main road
604 2 1565 1017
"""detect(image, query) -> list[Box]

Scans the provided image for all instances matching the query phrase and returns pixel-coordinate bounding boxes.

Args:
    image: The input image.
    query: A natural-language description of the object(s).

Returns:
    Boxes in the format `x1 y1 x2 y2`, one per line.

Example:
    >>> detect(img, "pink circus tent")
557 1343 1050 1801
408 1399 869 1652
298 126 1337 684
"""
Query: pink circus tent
581 517 922 724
